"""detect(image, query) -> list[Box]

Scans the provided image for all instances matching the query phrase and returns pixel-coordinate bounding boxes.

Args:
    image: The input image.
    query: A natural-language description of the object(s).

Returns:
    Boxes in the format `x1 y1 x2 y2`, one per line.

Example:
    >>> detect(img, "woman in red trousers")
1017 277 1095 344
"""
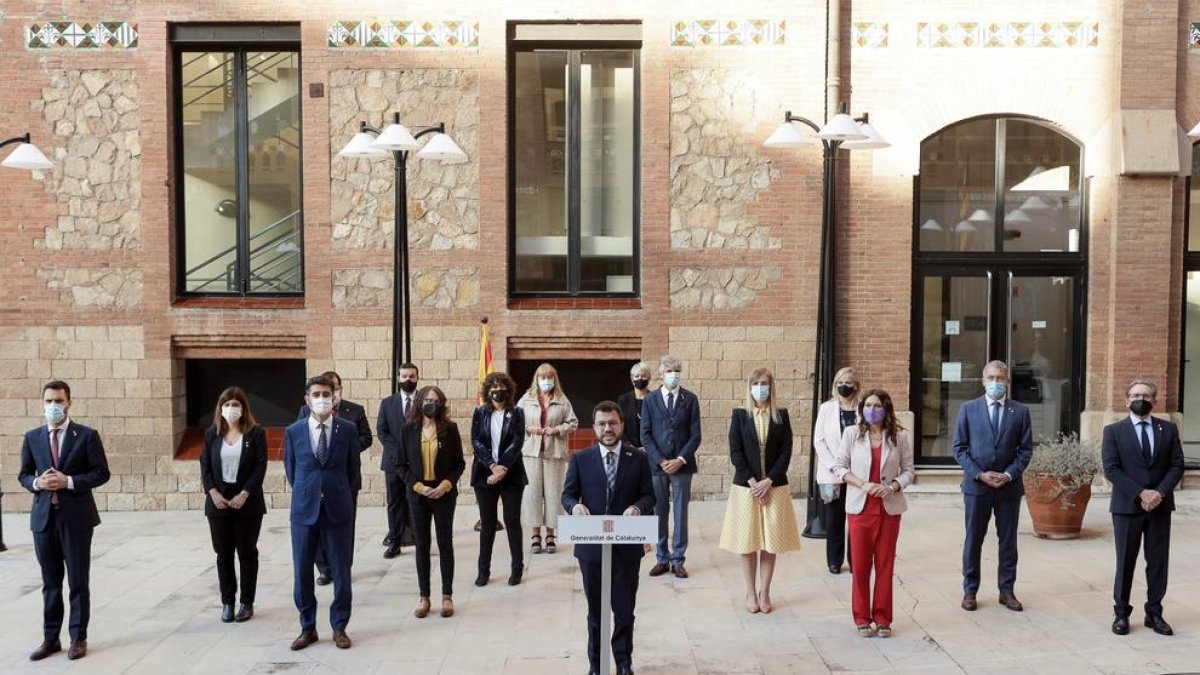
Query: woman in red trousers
832 389 914 637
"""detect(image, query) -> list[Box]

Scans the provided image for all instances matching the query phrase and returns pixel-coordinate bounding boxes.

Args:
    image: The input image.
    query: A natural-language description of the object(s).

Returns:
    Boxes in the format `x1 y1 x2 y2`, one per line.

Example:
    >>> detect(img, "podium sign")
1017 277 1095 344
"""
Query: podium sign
558 515 657 674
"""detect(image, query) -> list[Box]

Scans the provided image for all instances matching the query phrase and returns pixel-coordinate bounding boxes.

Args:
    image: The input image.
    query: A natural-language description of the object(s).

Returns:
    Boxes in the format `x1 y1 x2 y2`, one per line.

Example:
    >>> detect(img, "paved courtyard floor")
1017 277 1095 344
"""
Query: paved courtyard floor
0 493 1197 675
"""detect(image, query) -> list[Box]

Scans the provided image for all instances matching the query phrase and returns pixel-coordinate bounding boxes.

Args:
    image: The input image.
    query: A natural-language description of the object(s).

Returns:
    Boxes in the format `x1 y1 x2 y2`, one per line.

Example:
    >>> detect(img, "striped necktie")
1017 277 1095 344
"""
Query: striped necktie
316 423 329 465
605 450 617 506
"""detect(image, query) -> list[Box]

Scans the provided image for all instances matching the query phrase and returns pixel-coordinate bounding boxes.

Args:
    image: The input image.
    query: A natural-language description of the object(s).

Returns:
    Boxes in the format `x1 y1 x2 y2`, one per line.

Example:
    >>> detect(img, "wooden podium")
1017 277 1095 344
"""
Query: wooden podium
557 515 658 674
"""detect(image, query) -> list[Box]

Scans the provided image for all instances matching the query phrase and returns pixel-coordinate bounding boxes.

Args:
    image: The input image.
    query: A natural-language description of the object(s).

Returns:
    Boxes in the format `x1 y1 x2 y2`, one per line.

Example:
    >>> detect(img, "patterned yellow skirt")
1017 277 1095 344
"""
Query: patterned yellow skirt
719 484 802 554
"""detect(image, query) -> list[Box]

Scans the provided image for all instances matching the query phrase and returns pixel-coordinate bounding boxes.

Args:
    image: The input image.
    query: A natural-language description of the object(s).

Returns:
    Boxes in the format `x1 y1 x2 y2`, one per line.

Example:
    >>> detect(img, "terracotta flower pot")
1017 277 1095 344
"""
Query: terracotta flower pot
1024 472 1092 539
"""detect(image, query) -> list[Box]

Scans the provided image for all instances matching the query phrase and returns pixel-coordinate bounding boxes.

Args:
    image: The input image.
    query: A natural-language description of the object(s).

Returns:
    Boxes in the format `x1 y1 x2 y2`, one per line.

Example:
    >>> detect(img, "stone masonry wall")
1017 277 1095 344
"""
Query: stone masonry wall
332 268 480 309
669 266 782 309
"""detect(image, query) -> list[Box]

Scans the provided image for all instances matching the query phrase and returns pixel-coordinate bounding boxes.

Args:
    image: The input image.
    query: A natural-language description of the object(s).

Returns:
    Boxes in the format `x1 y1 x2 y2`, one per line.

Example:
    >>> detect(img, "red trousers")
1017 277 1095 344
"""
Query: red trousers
848 506 901 627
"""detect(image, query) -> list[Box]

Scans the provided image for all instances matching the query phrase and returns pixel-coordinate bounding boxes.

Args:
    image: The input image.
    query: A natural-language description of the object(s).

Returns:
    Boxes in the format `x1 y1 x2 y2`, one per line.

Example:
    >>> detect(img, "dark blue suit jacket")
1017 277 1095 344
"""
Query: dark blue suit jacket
952 395 1033 497
1102 417 1185 515
561 442 656 563
283 416 361 526
640 387 702 475
297 399 372 491
18 422 111 533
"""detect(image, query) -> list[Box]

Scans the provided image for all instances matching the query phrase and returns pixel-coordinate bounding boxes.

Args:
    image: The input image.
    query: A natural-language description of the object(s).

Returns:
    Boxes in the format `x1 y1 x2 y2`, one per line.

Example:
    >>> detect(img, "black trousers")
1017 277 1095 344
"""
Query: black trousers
475 486 523 575
385 472 414 545
316 491 357 577
1112 509 1172 618
411 494 456 597
825 488 850 569
580 555 642 671
207 514 264 605
33 508 94 642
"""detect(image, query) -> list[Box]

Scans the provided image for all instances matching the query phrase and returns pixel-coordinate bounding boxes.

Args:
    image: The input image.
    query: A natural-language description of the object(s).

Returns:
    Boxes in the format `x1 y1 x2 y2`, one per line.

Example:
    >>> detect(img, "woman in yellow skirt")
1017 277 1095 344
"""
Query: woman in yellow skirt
719 367 802 613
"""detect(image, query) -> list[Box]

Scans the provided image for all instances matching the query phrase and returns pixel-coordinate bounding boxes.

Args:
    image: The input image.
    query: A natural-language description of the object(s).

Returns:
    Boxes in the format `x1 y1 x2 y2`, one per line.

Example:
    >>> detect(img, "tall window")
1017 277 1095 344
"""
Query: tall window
174 25 303 296
510 24 640 297
913 117 1086 464
1180 143 1200 467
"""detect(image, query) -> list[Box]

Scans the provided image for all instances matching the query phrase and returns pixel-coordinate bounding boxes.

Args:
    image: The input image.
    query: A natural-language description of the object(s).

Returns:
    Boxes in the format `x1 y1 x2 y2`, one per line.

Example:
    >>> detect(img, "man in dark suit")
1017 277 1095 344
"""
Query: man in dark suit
952 360 1032 612
377 363 419 558
285 375 361 651
1102 379 1185 636
639 354 701 579
297 370 372 584
18 380 111 661
563 401 655 675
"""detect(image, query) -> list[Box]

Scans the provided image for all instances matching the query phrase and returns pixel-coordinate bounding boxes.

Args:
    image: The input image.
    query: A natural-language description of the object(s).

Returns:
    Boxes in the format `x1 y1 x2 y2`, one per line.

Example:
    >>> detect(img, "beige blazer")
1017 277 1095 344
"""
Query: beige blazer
517 392 579 459
831 426 915 515
813 399 856 485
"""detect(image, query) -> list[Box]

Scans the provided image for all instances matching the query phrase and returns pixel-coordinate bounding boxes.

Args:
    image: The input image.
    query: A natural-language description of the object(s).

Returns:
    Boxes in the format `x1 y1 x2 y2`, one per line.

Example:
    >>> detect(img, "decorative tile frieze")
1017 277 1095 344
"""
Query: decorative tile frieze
852 22 889 48
327 20 479 48
26 21 138 49
916 22 1099 48
670 20 785 47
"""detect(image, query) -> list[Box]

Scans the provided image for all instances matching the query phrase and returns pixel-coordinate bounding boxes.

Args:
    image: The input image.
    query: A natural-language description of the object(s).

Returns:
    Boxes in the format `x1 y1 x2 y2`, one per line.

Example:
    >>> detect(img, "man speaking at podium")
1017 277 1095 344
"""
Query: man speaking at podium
562 401 656 675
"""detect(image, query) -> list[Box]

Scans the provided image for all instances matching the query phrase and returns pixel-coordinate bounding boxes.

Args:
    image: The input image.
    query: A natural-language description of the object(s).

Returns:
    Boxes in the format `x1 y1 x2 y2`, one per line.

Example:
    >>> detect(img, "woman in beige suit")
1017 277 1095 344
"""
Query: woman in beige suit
832 389 914 638
517 363 578 554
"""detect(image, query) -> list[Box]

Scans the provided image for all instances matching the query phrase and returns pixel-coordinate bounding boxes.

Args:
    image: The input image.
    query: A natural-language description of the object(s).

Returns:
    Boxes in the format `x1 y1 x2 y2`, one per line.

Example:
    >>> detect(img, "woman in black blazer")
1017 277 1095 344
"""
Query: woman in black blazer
470 371 528 587
718 368 801 614
398 385 466 619
199 387 268 623
616 361 652 449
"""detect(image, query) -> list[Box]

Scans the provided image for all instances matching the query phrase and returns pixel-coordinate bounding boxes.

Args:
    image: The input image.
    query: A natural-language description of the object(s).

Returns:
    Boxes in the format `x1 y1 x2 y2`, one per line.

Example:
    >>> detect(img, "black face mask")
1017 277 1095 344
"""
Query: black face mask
633 378 649 391
1129 399 1153 417
489 390 508 404
837 384 857 398
398 380 418 393
422 402 442 419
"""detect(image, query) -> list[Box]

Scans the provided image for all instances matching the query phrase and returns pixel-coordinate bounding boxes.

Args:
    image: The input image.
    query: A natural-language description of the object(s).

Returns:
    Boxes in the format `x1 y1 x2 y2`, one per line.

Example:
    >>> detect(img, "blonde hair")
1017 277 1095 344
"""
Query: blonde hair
630 361 651 378
527 362 567 399
743 367 781 424
829 366 861 402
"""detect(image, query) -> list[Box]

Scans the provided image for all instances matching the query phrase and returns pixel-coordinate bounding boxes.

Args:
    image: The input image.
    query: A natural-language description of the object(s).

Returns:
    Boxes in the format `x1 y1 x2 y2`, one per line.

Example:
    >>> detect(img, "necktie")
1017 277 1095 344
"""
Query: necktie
1139 421 1152 464
316 423 329 465
49 428 60 505
667 391 675 416
990 401 1001 436
403 396 410 419
605 450 617 506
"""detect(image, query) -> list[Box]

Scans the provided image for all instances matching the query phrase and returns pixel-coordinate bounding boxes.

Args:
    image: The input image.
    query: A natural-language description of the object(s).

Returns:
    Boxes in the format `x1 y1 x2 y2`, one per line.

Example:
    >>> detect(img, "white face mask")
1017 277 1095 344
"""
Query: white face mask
663 372 681 389
751 385 770 403
44 402 66 426
309 397 333 415
538 379 555 393
221 405 242 424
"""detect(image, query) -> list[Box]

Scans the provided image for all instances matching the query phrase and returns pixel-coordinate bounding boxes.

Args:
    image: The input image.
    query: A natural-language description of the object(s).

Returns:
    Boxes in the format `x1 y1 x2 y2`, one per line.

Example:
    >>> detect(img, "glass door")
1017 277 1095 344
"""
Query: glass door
1007 274 1080 446
916 273 992 460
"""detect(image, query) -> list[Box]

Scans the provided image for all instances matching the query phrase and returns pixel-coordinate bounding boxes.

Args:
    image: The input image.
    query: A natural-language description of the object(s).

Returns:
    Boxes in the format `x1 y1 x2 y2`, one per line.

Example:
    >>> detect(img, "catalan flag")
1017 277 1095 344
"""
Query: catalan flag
477 318 493 404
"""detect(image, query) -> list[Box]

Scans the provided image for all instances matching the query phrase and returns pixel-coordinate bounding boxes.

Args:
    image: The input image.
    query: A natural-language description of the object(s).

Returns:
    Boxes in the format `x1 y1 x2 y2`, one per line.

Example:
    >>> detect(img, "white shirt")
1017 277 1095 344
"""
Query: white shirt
660 386 679 408
600 441 621 474
1129 413 1155 457
489 409 505 463
308 414 332 459
985 395 1006 429
220 435 243 483
36 420 76 491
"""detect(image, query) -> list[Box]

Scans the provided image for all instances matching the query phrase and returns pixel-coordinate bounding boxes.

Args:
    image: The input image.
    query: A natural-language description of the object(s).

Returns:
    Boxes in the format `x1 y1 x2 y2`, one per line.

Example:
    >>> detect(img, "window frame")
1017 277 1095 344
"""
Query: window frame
172 28 304 298
506 34 642 299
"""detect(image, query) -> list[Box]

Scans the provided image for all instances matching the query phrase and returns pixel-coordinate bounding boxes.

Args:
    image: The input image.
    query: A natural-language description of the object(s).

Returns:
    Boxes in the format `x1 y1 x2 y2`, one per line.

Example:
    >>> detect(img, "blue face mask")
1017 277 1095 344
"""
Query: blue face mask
44 402 66 425
663 372 681 389
985 382 1007 400
750 385 770 403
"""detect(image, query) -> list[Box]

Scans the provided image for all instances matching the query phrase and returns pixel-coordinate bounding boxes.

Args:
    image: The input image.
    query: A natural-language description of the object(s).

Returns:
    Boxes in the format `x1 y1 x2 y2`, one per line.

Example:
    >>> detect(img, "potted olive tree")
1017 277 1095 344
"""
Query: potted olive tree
1023 432 1101 539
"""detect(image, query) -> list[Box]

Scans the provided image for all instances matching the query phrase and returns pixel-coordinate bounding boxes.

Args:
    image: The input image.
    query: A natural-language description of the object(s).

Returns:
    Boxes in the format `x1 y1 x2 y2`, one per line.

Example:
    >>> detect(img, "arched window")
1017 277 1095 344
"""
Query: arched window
912 116 1086 464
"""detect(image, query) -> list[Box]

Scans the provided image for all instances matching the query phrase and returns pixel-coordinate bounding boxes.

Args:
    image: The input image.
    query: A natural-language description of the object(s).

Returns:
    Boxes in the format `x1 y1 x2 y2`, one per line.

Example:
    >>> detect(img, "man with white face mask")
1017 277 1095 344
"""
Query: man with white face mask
640 354 702 579
19 380 111 662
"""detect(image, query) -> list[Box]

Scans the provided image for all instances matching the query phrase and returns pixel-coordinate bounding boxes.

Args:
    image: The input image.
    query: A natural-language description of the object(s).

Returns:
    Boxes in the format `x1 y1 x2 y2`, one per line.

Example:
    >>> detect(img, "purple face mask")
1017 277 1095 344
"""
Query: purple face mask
863 407 885 425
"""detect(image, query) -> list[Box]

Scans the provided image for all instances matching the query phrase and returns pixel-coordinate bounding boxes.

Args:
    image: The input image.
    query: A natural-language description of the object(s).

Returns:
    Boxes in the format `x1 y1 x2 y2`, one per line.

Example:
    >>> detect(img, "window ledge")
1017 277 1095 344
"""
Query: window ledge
173 296 305 310
508 297 642 310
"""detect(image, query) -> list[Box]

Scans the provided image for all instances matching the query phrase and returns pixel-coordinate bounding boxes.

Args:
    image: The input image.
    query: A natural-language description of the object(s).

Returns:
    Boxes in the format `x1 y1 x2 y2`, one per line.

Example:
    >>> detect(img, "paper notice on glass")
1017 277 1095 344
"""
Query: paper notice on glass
1032 320 1047 329
941 362 962 382
945 320 961 336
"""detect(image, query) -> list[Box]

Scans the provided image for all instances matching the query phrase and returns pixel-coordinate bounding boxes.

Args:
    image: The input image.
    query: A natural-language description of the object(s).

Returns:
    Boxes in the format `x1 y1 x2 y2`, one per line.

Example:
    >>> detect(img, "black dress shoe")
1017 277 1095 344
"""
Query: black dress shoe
235 603 253 622
221 604 235 623
29 639 62 661
383 536 394 547
828 564 842 574
0 542 8 552
383 545 402 559
316 574 332 586
508 569 522 586
1112 616 1130 635
617 667 635 675
1144 615 1174 636
475 572 489 587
